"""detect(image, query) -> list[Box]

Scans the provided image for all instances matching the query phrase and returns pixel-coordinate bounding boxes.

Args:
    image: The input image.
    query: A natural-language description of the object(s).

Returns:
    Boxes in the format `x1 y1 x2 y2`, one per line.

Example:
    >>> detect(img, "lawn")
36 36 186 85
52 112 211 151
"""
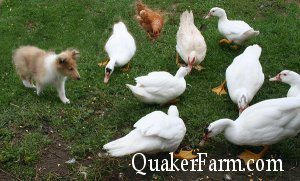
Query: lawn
0 0 300 180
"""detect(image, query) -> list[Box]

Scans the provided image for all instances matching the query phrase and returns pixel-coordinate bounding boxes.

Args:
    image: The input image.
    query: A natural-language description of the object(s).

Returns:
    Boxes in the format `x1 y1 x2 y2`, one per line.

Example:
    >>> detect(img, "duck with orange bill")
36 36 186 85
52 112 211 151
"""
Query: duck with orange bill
103 105 197 160
126 66 190 105
98 22 136 83
270 70 300 97
212 44 264 113
199 97 300 164
205 7 259 49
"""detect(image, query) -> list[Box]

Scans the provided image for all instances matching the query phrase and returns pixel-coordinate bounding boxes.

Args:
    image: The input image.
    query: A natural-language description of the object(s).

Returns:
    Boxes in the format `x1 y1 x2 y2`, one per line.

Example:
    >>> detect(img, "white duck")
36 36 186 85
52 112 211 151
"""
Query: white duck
213 45 264 113
126 67 189 105
205 7 259 49
103 105 186 157
176 10 207 71
270 70 300 97
199 97 300 164
99 22 136 83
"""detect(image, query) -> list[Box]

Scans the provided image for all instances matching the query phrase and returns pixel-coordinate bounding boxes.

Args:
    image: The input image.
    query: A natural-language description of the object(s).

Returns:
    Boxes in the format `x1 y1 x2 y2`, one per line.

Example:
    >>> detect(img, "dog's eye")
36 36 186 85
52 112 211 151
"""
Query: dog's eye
69 67 73 71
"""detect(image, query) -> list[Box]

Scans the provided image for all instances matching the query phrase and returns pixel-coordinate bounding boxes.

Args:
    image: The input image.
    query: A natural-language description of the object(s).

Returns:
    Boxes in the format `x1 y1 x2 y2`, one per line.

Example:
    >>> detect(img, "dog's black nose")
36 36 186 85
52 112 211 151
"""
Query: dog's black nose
77 77 81 80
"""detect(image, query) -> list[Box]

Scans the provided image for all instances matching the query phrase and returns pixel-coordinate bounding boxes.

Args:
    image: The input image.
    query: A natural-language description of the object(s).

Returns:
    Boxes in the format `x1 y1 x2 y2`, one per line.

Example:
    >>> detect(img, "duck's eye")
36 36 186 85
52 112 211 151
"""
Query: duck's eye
283 73 287 76
212 10 215 13
69 67 73 71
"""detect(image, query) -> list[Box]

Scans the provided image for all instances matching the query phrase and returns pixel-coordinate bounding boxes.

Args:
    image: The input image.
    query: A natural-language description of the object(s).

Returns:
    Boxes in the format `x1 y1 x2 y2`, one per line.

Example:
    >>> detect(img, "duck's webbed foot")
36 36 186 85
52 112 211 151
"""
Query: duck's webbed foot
212 80 227 95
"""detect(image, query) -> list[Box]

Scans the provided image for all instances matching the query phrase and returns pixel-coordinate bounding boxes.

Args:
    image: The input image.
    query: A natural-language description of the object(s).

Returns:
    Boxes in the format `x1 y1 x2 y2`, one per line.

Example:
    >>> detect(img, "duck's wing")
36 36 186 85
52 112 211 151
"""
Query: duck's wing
241 98 300 123
223 20 252 36
135 71 178 94
230 98 300 146
134 111 185 140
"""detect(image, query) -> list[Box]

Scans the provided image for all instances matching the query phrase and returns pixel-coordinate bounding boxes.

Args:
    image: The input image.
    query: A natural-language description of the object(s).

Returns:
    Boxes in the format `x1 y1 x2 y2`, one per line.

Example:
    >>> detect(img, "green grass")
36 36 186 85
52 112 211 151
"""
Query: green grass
0 0 300 180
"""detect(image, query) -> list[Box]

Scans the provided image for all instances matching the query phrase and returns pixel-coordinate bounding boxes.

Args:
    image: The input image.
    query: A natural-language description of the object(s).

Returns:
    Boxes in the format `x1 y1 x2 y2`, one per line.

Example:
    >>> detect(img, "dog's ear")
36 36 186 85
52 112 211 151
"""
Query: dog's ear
71 49 80 59
58 57 66 64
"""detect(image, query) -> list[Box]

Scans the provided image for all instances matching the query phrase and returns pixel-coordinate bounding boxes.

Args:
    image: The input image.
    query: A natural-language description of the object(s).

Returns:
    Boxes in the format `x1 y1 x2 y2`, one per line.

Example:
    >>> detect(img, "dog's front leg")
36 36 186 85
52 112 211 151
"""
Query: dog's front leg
56 80 70 104
36 83 44 96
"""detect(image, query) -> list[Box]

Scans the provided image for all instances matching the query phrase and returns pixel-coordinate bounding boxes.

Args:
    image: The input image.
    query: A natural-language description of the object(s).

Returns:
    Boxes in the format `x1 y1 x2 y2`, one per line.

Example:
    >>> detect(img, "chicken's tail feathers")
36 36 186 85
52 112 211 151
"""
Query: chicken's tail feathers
180 10 194 26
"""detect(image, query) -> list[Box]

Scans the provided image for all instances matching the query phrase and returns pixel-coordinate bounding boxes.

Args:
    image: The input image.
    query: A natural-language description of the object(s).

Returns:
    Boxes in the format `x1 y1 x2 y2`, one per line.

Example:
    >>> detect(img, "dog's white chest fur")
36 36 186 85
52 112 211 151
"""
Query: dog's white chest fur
42 54 64 84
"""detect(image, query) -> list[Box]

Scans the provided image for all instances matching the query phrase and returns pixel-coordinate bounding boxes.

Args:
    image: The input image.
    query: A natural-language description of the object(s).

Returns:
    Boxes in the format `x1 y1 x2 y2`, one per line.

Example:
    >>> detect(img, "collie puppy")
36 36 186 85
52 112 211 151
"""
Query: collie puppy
13 46 80 104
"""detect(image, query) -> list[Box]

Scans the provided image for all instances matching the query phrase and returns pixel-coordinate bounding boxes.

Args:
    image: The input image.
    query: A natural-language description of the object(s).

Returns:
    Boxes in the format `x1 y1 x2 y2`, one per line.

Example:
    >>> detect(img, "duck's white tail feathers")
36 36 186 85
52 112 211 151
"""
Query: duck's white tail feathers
244 44 262 59
126 84 148 98
126 84 138 93
113 22 128 33
243 29 259 41
180 10 194 27
103 130 141 157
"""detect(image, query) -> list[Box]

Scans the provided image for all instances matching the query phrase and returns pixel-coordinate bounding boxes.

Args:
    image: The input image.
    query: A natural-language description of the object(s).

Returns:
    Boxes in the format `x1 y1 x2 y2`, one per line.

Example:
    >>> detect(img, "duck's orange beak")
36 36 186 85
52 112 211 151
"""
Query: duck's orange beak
269 74 281 81
104 72 110 83
199 132 209 146
204 12 212 19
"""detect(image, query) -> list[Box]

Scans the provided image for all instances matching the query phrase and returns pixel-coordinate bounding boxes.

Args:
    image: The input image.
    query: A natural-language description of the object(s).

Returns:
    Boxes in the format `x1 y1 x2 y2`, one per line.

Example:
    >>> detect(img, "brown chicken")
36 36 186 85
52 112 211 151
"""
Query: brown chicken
135 1 164 39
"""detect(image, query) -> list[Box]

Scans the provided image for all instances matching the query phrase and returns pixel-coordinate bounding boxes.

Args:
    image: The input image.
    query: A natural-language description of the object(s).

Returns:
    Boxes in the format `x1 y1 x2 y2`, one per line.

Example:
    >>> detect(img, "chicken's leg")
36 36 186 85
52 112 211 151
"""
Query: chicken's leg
194 64 204 71
176 53 180 66
176 53 185 67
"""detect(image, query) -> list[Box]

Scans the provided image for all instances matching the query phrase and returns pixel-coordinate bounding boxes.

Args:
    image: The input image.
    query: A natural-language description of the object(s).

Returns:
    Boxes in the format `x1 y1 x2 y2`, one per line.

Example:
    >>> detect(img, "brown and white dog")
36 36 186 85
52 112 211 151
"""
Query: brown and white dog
12 46 80 104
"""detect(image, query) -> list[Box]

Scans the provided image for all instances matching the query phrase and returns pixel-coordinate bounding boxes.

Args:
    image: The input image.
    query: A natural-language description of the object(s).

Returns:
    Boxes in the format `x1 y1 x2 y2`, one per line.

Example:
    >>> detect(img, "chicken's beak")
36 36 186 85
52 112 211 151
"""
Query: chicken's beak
188 63 193 73
104 72 110 83
204 12 212 19
269 74 281 81
188 57 195 73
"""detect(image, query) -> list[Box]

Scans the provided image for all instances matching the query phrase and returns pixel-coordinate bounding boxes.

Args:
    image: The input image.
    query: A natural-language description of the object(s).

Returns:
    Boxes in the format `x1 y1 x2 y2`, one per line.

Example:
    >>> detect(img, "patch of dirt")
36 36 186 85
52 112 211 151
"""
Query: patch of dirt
0 169 18 181
286 0 300 7
25 21 34 29
24 20 37 32
35 136 72 179
35 128 94 179
167 3 178 17
256 0 288 18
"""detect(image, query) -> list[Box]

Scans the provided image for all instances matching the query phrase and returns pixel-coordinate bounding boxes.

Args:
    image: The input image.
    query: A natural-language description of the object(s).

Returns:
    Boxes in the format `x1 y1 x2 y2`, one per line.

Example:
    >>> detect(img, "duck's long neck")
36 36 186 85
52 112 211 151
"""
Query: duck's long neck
215 119 233 129
175 73 184 79
211 118 234 136
288 74 300 86
174 69 188 79
107 58 116 68
218 13 228 22
214 119 237 144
